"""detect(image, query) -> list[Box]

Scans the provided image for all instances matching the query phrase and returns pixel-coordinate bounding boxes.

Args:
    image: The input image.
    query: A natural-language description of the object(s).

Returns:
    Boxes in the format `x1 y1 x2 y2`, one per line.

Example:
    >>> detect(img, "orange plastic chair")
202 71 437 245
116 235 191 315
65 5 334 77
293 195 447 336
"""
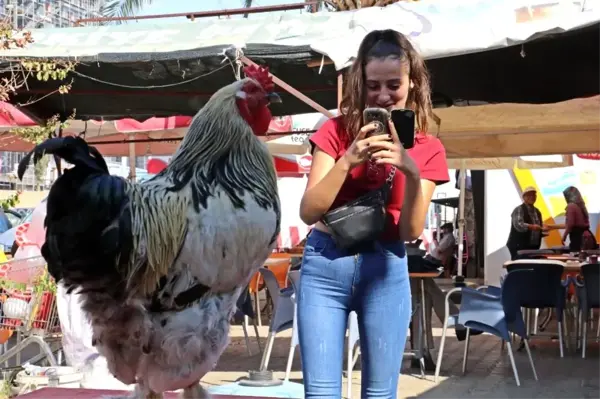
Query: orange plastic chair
267 260 292 289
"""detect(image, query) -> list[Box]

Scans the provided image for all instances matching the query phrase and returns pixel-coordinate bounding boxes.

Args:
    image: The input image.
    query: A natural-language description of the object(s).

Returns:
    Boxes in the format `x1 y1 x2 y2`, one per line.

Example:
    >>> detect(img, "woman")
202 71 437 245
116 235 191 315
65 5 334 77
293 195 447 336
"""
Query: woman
297 30 449 398
562 186 598 251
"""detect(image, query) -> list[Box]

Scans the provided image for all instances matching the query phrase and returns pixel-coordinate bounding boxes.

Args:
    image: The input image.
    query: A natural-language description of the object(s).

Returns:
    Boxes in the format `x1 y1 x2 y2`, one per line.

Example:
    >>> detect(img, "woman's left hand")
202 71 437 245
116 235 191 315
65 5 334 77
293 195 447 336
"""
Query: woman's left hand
369 120 419 179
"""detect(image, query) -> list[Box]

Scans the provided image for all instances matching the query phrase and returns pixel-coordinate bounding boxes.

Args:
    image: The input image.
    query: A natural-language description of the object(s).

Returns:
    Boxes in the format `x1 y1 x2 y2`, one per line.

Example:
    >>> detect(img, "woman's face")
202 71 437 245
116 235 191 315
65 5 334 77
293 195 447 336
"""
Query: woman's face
364 57 412 111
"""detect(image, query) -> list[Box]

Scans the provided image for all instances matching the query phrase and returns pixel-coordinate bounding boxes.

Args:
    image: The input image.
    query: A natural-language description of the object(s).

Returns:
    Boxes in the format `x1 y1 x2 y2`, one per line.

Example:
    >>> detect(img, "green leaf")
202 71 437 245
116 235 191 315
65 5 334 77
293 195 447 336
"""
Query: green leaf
100 0 155 22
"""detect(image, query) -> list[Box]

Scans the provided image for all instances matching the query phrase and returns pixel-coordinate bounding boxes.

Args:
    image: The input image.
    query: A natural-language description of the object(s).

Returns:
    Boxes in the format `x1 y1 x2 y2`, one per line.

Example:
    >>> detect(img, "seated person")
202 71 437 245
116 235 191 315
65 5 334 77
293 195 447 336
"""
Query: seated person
426 222 456 267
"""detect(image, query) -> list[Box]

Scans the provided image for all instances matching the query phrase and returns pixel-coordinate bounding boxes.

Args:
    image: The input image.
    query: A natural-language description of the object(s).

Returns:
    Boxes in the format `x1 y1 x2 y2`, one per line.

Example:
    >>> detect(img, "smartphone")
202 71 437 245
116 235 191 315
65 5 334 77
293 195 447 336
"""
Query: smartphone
363 108 390 137
390 108 416 149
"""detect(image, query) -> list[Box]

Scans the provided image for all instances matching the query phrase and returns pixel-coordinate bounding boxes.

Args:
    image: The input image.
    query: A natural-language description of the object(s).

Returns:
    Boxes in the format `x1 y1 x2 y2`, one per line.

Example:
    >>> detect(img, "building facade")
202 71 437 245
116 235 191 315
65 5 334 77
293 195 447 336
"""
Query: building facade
1 0 105 29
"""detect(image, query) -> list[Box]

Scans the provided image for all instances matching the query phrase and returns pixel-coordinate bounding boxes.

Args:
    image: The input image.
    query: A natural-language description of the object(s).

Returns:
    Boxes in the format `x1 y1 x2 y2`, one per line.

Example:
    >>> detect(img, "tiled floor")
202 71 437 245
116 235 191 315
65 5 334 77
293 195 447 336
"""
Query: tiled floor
206 322 599 398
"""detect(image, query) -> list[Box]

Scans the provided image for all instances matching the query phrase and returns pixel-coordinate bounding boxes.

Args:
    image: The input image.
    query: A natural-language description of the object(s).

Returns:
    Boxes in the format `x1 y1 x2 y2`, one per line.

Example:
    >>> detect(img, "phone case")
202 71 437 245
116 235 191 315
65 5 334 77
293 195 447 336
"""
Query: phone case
391 109 415 149
363 108 390 136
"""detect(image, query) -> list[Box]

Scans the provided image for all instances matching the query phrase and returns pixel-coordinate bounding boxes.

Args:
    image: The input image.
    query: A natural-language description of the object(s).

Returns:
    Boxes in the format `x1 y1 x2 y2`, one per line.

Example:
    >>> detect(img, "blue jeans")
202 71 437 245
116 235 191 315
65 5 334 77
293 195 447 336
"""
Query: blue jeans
297 229 412 399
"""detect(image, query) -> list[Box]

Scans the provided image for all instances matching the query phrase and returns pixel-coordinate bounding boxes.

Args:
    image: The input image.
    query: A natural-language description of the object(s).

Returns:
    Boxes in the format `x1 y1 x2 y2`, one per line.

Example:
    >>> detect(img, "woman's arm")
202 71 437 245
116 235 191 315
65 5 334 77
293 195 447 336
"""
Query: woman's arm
399 173 436 241
299 119 386 225
299 149 351 225
562 204 577 241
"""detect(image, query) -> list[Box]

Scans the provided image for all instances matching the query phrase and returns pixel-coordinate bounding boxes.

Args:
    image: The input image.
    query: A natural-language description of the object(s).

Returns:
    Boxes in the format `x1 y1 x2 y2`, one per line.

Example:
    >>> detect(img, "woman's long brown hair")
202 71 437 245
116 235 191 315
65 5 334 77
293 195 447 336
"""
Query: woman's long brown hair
563 186 589 221
339 29 433 140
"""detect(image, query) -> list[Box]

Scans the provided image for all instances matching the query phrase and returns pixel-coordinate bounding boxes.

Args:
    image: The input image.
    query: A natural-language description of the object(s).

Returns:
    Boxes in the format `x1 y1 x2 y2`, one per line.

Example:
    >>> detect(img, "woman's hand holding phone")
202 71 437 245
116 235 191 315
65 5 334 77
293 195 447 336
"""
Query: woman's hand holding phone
342 122 394 169
369 120 419 179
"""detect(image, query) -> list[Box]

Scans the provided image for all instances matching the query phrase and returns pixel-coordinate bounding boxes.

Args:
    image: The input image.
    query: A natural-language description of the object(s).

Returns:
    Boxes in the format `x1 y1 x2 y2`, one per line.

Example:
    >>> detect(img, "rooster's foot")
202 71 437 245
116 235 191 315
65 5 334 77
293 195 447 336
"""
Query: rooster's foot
180 383 211 399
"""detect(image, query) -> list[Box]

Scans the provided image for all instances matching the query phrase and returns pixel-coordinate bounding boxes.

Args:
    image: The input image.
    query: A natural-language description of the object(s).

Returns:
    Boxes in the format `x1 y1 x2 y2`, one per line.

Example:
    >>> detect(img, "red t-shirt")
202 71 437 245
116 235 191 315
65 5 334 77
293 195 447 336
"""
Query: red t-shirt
310 116 450 241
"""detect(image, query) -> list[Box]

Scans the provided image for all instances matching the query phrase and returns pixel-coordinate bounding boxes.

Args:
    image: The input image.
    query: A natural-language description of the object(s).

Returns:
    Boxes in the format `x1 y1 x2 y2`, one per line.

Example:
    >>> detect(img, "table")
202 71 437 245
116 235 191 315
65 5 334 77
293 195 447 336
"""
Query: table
17 387 277 399
502 256 587 272
544 255 579 261
407 271 443 373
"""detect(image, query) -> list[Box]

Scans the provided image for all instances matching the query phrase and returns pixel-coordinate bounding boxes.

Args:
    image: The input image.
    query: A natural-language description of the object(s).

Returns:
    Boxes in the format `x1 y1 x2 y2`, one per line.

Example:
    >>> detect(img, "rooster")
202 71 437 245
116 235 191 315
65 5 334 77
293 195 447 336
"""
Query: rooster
17 65 282 399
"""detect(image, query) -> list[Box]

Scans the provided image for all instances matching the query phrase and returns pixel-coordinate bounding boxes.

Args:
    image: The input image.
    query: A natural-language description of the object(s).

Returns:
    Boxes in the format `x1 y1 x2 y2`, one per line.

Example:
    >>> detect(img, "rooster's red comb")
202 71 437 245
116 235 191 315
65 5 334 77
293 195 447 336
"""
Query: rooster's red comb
243 64 274 92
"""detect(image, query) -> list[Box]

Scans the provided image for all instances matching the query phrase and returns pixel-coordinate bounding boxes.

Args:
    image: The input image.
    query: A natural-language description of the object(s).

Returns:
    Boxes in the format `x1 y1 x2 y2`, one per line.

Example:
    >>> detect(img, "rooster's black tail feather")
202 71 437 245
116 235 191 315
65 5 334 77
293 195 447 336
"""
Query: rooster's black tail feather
17 136 108 181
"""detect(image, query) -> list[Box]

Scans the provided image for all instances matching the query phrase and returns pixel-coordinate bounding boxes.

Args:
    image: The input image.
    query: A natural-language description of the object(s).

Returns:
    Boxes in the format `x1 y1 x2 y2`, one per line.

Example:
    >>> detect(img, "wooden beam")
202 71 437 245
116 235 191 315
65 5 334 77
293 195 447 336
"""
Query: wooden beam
128 142 136 182
443 129 600 159
241 56 334 118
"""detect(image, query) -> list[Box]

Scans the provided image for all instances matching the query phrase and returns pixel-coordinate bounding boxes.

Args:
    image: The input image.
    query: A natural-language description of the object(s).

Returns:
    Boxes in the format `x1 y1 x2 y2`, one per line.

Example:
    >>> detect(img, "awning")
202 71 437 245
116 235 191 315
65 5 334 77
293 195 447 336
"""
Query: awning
0 2 597 121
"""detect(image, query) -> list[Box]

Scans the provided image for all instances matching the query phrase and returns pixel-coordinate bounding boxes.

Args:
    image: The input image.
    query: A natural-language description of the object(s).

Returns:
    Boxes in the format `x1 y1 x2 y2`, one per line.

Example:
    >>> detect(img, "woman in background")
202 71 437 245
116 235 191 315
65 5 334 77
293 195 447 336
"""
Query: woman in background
297 29 449 398
562 186 598 251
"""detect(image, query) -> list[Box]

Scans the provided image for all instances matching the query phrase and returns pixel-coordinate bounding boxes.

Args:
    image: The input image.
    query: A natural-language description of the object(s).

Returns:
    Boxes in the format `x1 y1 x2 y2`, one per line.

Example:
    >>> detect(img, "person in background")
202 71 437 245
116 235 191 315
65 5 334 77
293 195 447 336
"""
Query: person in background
428 222 456 266
506 186 547 260
297 29 449 398
561 186 598 251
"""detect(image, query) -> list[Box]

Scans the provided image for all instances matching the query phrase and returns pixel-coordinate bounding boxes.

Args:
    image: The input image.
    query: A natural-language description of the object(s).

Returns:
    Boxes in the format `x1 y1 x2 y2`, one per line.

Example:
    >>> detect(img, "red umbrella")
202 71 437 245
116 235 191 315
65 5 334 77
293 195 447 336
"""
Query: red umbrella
146 158 168 174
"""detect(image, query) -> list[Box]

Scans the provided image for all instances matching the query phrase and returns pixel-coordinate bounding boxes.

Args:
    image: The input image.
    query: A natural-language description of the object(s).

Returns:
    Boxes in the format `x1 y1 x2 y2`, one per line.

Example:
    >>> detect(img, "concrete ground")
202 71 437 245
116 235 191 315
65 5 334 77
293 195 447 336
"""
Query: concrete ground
206 322 599 398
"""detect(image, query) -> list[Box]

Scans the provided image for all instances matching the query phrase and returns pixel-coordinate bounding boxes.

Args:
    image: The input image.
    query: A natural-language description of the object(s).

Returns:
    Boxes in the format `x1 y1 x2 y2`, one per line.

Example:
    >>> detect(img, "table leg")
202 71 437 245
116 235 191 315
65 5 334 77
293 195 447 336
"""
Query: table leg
409 278 436 372
420 278 436 372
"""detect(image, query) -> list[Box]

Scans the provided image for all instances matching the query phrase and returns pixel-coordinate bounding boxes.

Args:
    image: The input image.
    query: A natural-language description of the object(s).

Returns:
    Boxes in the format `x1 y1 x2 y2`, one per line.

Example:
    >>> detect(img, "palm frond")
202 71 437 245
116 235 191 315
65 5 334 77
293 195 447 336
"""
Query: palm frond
327 0 402 10
100 0 155 22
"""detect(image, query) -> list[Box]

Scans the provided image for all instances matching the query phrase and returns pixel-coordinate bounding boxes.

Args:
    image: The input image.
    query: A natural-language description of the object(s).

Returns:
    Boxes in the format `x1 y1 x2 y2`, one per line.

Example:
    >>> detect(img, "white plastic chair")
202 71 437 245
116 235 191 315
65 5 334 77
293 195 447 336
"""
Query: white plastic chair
257 267 295 371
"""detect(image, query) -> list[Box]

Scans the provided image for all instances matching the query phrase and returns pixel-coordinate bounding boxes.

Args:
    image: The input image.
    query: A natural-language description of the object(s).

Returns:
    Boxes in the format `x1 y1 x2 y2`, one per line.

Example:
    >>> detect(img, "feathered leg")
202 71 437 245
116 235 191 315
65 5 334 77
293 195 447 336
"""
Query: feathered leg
180 383 211 399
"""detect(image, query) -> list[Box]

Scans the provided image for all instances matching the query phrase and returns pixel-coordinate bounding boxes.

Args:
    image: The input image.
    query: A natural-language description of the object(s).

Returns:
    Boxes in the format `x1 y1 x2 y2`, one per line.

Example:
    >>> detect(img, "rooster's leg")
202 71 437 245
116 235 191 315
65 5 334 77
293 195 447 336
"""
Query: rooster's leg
180 383 211 399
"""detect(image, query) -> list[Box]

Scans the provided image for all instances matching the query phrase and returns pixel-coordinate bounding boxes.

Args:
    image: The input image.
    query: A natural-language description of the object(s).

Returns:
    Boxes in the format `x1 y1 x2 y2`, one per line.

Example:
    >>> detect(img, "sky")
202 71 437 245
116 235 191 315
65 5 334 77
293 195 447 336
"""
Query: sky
135 0 303 24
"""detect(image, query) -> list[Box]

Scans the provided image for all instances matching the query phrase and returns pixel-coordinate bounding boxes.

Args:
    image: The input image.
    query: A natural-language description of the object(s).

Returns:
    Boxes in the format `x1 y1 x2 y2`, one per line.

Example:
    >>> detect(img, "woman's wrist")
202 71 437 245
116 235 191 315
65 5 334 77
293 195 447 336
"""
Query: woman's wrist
338 154 353 172
401 161 420 182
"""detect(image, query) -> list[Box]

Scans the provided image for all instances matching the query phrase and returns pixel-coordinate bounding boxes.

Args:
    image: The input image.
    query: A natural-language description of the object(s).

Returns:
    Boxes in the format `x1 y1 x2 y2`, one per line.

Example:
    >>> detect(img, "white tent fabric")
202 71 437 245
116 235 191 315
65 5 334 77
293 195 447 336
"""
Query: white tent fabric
0 1 596 68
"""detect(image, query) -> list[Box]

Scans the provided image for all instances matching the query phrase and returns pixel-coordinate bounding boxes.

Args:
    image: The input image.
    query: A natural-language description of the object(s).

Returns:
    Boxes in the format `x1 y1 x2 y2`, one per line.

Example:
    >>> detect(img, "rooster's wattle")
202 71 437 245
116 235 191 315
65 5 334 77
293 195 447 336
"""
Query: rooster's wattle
17 66 282 399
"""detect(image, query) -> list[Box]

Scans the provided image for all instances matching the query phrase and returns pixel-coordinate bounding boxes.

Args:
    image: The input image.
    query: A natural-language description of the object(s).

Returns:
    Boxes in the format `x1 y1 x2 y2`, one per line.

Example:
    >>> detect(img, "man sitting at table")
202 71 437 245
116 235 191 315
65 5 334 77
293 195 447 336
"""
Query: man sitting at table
506 186 548 260
427 222 456 270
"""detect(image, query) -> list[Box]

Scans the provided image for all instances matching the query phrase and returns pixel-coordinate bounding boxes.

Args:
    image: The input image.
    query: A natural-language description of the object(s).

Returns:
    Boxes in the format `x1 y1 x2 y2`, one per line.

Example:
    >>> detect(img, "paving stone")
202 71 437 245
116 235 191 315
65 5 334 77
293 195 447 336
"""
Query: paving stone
206 319 600 398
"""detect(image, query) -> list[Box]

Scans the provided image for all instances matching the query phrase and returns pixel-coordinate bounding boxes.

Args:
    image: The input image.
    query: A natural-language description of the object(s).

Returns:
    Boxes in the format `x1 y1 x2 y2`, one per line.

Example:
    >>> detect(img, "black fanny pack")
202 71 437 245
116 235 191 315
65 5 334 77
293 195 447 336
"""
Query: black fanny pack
322 167 396 250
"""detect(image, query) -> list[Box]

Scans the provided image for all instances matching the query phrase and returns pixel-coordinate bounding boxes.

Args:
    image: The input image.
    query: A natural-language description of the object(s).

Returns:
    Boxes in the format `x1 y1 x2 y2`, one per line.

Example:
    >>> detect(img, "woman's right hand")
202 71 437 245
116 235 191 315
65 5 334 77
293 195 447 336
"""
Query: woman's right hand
342 123 393 168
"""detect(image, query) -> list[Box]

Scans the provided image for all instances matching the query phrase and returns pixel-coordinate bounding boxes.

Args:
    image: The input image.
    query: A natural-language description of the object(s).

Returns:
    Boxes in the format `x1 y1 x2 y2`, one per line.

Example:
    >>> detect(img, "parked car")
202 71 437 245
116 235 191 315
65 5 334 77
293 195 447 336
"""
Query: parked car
0 207 36 256
3 208 32 228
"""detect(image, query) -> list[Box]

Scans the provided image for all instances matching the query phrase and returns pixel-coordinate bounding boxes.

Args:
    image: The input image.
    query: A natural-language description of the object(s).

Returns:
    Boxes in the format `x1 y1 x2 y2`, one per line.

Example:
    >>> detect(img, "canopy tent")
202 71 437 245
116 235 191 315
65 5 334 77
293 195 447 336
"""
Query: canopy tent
0 1 597 122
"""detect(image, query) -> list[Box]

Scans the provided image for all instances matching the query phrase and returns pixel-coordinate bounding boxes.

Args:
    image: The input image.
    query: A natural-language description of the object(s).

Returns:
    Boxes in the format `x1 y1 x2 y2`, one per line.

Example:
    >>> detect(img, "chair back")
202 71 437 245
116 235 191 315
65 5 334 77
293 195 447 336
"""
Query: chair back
248 271 264 295
287 270 301 297
236 285 255 318
580 263 600 309
504 260 566 309
259 267 284 309
500 268 537 326
268 260 292 288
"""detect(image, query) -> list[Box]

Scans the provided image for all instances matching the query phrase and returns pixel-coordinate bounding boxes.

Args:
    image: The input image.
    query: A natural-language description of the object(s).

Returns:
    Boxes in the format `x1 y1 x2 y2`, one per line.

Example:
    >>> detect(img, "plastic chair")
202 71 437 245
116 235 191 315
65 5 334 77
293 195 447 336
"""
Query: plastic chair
248 271 265 326
505 260 569 357
575 263 600 358
458 269 539 387
258 267 294 371
284 270 301 382
345 311 360 399
434 284 488 382
235 286 262 356
285 271 360 399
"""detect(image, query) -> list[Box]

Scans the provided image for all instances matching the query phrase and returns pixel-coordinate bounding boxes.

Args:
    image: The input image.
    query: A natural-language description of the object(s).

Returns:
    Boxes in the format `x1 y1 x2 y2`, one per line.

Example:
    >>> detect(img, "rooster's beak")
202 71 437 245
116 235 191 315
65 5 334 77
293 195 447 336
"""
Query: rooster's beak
267 92 282 104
